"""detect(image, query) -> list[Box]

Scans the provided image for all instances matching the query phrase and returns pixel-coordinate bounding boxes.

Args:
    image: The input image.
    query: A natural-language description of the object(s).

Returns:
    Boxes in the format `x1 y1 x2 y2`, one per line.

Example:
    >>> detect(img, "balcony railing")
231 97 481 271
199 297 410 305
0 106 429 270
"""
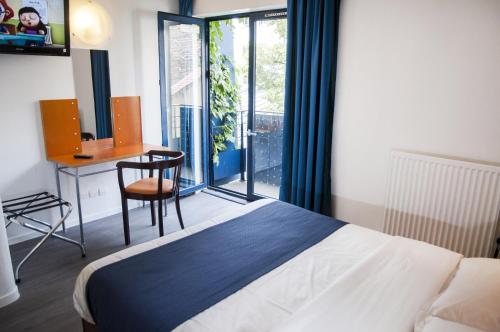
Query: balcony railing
213 110 283 189
168 105 284 195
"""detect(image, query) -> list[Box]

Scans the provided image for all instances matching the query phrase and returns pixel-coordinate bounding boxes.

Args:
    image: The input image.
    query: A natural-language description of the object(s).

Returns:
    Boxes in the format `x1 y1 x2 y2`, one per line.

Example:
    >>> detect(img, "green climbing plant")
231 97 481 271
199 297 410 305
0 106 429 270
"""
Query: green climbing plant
209 20 240 165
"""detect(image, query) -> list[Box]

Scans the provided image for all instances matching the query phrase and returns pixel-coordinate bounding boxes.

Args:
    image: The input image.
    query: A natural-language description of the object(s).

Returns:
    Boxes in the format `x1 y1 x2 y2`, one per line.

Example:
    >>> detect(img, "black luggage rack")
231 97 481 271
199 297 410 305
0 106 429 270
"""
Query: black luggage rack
3 192 86 282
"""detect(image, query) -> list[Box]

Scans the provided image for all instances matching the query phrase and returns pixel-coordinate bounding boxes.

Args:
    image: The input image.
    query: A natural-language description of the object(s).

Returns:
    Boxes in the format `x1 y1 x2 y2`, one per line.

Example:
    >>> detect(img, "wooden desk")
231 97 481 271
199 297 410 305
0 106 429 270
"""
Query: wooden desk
49 139 166 167
50 139 168 246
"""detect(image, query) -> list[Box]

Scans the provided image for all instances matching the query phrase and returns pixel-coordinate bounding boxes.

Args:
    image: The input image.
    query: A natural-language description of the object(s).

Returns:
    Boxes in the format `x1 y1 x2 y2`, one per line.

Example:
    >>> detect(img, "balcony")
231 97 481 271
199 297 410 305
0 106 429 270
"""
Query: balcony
214 110 283 199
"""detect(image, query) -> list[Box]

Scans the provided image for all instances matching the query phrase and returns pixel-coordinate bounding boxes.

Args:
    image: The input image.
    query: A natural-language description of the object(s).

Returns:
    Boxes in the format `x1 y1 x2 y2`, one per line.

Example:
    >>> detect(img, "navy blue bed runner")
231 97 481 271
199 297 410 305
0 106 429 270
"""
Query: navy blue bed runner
86 201 346 331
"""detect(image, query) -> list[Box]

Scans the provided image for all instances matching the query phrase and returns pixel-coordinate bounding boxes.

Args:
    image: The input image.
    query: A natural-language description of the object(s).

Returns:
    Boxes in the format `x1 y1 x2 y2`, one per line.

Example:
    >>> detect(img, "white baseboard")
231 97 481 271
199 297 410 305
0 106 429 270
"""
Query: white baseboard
63 206 124 229
8 195 388 245
7 203 139 245
7 231 41 246
332 195 385 232
332 195 500 240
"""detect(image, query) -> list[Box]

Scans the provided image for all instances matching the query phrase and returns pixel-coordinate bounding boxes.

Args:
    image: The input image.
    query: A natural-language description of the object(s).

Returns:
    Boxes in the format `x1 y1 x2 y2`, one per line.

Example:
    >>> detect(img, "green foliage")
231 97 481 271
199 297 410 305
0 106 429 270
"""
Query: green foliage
255 19 287 113
209 20 240 165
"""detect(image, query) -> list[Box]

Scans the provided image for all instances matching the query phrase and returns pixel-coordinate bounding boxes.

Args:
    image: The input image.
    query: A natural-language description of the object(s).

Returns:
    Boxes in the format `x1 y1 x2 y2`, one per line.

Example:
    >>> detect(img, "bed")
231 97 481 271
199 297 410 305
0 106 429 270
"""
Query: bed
74 199 500 332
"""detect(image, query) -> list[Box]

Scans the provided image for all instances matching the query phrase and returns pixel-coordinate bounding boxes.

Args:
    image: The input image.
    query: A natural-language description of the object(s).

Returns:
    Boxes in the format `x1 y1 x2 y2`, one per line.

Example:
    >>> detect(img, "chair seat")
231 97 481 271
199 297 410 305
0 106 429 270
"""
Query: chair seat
125 177 173 195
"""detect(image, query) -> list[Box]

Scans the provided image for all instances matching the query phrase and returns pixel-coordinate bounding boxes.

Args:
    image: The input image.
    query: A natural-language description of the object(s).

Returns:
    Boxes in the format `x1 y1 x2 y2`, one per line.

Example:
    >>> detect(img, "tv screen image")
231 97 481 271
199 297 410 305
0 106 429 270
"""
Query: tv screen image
0 0 69 56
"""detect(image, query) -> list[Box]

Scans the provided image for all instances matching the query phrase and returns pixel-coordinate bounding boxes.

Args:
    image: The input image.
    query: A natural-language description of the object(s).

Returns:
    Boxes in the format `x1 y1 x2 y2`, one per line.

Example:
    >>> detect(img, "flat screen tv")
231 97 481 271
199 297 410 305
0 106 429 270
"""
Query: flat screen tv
0 0 70 56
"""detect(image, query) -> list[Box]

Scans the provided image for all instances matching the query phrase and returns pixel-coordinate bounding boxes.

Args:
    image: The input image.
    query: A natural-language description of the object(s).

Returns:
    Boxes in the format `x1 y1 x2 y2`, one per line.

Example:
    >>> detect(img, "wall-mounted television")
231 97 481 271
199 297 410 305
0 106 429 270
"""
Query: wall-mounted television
0 0 70 56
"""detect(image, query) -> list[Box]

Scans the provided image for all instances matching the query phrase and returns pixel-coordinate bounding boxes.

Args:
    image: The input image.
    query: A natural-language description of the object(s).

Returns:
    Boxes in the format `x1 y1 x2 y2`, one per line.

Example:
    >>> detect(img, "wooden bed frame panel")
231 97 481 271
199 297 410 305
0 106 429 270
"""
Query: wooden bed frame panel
111 96 143 147
39 98 82 158
82 319 99 332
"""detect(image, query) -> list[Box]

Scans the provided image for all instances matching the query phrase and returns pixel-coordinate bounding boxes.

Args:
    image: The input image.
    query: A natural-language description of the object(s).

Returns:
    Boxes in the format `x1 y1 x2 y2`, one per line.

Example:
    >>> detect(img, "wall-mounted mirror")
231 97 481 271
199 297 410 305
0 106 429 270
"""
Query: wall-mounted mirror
71 49 112 141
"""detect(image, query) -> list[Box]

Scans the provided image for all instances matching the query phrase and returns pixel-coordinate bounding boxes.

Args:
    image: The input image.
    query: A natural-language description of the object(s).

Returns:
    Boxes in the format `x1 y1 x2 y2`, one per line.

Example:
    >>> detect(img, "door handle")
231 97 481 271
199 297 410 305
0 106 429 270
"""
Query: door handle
247 130 258 137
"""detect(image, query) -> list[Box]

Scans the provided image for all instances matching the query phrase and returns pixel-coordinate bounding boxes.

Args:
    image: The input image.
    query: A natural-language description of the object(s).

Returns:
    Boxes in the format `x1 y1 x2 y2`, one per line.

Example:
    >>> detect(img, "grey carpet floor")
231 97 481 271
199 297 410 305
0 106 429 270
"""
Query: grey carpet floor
0 192 241 332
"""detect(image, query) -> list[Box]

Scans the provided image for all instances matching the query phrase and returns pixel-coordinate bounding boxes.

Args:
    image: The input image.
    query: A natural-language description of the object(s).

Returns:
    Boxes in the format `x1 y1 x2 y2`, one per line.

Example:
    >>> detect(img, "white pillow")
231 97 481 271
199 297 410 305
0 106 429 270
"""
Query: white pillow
421 258 500 332
419 317 485 332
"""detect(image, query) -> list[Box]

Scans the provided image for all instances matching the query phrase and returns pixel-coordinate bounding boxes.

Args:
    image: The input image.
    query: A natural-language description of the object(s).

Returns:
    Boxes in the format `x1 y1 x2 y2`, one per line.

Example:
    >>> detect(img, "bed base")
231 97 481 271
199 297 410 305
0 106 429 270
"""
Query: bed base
82 319 99 332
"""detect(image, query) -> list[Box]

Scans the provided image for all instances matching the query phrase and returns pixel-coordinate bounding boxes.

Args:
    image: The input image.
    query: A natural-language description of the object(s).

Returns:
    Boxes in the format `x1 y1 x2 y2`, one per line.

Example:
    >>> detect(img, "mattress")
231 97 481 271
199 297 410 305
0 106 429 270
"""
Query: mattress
74 199 464 331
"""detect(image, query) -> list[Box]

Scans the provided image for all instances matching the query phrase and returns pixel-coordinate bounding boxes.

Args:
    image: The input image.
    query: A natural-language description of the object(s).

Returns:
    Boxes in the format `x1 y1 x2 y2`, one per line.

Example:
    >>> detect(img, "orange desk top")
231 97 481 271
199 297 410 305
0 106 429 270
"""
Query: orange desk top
48 138 168 168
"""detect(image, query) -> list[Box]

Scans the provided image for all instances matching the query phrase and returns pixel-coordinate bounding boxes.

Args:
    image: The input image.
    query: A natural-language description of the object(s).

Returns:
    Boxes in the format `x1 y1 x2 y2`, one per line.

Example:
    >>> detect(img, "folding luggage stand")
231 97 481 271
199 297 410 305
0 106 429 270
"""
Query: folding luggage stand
2 192 86 282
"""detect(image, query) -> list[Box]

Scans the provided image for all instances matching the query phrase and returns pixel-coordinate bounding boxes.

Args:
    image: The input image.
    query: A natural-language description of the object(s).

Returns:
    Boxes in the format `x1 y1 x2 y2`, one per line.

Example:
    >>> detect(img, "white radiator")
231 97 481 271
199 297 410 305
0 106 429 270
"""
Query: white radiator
383 151 500 257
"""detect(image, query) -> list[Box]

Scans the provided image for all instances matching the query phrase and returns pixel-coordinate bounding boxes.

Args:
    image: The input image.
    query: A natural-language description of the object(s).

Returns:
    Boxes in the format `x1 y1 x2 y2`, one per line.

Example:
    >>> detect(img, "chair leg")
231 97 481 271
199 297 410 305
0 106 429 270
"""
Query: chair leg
158 200 164 237
150 201 156 226
175 195 184 230
121 196 130 245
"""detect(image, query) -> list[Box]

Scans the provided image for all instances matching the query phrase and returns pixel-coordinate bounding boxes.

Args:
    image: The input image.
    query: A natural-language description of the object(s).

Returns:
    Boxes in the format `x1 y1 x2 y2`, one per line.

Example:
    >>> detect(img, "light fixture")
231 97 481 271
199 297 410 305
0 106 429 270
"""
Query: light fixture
71 0 111 45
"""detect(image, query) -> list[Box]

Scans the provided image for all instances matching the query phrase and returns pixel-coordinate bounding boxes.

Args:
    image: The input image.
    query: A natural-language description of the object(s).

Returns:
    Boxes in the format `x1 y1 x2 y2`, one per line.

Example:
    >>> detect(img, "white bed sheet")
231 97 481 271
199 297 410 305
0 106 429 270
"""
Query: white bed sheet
418 317 485 332
272 237 462 332
74 199 462 332
74 199 275 324
174 216 392 331
74 199 392 330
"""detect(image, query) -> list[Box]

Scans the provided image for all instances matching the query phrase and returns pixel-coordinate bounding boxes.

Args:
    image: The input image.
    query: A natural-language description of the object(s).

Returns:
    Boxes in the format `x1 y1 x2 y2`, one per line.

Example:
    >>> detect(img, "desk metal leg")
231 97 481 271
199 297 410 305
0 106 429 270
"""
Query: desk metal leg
54 163 65 232
75 168 85 245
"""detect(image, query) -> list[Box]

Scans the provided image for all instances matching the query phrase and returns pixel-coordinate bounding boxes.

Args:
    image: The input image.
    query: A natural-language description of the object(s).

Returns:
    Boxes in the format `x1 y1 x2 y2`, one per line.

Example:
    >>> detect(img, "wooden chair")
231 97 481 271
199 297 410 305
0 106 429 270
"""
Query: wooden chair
81 132 95 141
117 150 185 245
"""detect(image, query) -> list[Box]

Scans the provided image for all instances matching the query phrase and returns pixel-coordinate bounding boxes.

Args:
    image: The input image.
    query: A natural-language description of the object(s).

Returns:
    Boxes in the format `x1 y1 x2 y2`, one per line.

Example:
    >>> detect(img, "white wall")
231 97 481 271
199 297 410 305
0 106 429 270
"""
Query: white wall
0 0 283 244
194 0 286 17
0 0 177 243
71 0 171 146
198 0 500 233
195 0 499 234
332 0 500 231
3 0 499 242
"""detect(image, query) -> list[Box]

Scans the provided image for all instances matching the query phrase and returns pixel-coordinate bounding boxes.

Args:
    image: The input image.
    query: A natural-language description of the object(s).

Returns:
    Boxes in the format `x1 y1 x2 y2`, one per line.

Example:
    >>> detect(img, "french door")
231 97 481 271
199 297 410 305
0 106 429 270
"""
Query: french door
207 10 287 201
247 11 287 200
158 10 286 199
158 13 208 196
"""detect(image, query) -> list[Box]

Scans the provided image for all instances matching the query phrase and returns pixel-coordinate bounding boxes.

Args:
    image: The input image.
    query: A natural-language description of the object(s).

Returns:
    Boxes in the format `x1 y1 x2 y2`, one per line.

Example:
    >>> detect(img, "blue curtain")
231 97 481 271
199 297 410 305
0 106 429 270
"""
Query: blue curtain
179 0 193 16
279 0 341 215
90 50 112 139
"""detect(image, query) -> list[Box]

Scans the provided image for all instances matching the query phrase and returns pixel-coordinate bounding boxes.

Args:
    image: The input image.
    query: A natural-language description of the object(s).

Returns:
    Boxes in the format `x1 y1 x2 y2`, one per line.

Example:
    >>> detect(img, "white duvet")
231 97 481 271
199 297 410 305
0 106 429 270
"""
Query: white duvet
74 199 463 332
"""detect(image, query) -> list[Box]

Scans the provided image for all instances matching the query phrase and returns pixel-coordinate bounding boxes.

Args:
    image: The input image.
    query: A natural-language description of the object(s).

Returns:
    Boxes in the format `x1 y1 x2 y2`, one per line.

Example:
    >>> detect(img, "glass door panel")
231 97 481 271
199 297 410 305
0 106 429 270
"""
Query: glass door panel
158 13 207 195
208 18 250 196
206 10 286 200
249 15 287 199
